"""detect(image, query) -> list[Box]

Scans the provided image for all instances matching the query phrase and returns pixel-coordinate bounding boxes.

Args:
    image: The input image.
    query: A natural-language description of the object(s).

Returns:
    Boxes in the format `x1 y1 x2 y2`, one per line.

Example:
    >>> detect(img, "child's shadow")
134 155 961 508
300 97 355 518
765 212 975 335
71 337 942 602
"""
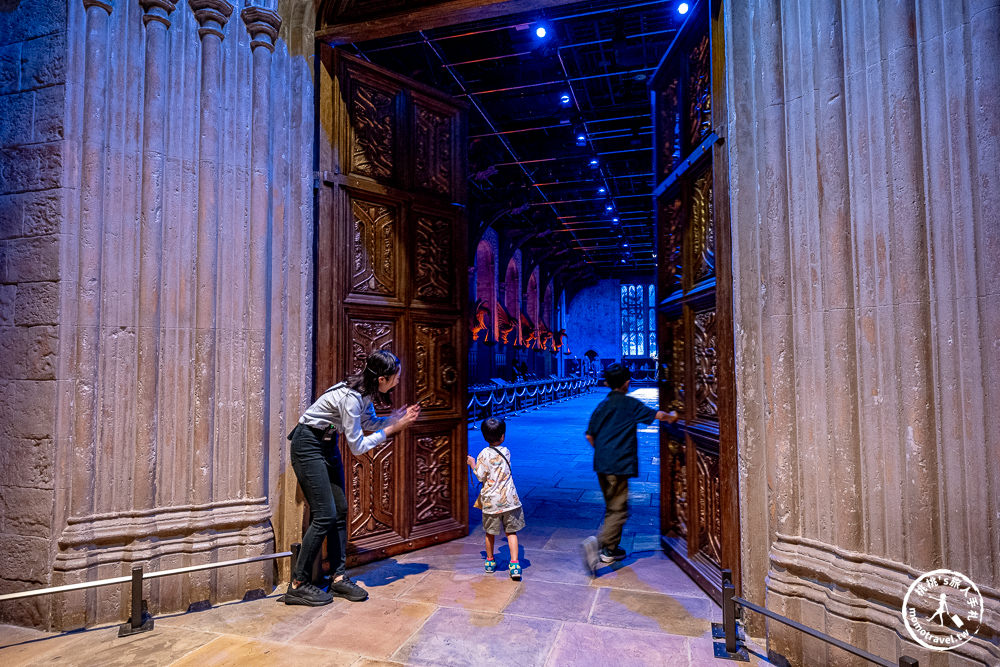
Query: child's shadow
352 559 429 588
482 546 532 569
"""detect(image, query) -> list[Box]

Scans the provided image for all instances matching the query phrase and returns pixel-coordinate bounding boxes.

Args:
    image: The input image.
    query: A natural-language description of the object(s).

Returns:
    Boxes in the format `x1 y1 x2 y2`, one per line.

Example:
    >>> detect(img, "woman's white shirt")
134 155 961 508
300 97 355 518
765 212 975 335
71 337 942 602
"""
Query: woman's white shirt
298 383 393 455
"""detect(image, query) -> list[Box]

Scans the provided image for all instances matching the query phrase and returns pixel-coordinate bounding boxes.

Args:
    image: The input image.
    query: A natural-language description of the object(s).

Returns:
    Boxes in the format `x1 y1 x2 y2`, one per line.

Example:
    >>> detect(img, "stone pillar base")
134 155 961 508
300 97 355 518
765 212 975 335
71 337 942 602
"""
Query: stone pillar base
47 500 274 631
765 536 999 666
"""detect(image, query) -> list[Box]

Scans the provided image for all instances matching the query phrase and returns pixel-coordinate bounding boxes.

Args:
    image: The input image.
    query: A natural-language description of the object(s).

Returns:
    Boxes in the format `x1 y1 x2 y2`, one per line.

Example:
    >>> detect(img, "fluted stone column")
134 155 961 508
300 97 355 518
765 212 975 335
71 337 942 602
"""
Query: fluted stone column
241 5 280 502
72 0 113 525
755 0 798 545
189 0 231 506
135 0 178 512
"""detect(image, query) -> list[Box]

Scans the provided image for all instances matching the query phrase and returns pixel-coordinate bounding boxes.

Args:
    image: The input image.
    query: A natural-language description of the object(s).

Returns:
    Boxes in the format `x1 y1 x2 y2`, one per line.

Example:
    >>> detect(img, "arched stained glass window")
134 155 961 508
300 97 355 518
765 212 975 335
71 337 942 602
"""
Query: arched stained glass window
621 282 656 358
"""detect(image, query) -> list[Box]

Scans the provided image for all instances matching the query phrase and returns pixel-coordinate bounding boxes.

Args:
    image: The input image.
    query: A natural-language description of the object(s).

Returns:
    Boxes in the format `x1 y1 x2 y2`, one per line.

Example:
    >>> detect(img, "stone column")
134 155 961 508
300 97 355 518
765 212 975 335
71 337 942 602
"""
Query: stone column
755 0 798 544
881 0 940 571
72 0 114 521
189 0 231 505
241 5 281 500
135 0 178 511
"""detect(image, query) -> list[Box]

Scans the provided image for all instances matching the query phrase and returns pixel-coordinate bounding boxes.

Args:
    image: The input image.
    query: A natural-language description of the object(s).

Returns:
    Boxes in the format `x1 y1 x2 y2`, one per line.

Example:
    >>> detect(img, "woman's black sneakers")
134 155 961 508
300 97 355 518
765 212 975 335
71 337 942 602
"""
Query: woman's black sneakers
283 582 333 606
329 576 369 602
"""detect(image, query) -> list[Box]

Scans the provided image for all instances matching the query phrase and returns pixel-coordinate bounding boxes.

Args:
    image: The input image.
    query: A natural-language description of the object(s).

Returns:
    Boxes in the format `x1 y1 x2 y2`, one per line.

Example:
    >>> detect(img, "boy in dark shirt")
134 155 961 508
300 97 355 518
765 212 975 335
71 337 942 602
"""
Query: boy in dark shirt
581 363 678 575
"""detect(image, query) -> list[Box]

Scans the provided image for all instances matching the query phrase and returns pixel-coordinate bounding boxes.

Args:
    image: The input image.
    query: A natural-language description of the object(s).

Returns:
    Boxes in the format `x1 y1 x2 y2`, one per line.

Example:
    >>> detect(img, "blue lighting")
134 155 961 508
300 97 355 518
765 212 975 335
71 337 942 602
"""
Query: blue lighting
598 187 607 194
535 26 547 38
576 134 587 146
589 158 599 166
677 2 689 15
559 93 571 105
612 216 619 223
605 202 614 212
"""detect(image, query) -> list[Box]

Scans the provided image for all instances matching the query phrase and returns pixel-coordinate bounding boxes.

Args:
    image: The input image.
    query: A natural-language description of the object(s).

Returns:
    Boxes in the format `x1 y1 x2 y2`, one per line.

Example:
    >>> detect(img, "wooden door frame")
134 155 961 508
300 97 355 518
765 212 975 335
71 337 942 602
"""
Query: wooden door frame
710 0 741 597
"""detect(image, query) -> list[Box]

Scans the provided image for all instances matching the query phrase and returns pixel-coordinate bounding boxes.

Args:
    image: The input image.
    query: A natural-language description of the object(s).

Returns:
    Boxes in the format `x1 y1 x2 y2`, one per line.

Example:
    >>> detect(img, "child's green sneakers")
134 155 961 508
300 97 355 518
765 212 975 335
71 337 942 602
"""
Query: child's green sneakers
508 561 522 581
484 559 496 573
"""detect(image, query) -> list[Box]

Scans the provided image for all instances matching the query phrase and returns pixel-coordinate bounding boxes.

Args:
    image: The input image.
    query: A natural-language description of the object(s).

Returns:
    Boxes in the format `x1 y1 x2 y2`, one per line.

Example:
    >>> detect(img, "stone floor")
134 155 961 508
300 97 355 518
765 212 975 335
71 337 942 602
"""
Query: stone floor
0 388 769 666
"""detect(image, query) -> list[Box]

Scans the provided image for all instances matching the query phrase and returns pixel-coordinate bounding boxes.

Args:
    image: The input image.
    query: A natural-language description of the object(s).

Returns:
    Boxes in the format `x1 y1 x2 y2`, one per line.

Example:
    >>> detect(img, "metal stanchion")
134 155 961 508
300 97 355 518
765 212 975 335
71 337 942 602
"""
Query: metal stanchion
118 566 153 637
713 569 748 661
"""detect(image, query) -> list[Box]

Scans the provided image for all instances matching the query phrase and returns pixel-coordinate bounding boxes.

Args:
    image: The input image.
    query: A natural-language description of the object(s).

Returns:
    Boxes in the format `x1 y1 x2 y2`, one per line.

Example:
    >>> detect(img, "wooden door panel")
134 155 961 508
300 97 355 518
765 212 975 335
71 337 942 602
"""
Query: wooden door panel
412 206 459 310
341 63 403 184
690 169 715 283
413 317 462 419
411 92 461 197
693 308 718 420
345 190 405 306
410 421 466 540
346 313 400 392
694 445 722 564
348 440 401 543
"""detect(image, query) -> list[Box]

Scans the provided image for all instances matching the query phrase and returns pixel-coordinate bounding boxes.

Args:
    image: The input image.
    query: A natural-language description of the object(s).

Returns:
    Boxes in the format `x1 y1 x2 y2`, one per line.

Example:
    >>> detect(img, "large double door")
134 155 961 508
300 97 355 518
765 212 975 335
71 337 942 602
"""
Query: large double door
651 1 739 602
316 49 468 564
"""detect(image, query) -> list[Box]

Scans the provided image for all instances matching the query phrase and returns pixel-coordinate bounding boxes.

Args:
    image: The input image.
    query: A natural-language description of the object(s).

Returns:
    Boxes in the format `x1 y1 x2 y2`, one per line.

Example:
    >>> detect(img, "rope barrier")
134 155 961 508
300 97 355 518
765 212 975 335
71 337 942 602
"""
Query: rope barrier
466 377 597 423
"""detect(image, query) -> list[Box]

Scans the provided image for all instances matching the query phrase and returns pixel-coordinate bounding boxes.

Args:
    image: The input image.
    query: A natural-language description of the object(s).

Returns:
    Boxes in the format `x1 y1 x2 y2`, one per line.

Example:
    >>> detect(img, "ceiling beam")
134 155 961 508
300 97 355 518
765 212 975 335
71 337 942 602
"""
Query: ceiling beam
317 0 587 45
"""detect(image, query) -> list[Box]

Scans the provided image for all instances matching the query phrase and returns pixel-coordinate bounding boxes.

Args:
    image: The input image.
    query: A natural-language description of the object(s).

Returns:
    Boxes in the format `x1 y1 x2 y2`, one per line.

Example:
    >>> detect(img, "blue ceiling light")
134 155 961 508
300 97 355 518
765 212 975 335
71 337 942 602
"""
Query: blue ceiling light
598 186 607 194
559 93 571 106
612 216 619 223
589 158 599 167
605 200 615 212
576 133 587 146
535 25 547 38
677 2 690 15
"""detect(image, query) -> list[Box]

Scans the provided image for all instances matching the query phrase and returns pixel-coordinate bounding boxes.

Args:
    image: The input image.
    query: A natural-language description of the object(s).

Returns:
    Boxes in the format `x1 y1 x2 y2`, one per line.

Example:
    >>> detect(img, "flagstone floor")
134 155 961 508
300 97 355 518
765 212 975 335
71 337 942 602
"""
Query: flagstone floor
0 388 769 666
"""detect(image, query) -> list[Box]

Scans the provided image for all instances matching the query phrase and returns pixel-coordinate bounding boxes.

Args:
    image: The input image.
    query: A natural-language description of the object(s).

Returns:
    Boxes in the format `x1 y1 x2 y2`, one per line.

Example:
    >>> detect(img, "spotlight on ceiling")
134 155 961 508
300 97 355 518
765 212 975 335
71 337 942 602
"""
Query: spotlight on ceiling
576 133 587 147
677 2 690 15
598 186 607 195
535 25 548 38
559 93 571 106
589 158 599 168
605 200 615 212
612 216 619 223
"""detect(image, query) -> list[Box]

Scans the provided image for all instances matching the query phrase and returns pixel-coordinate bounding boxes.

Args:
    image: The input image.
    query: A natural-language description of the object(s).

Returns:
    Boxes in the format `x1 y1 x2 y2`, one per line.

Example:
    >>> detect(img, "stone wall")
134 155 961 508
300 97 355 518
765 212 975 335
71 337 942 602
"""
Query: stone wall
0 0 316 630
726 0 999 664
566 279 621 369
0 0 68 629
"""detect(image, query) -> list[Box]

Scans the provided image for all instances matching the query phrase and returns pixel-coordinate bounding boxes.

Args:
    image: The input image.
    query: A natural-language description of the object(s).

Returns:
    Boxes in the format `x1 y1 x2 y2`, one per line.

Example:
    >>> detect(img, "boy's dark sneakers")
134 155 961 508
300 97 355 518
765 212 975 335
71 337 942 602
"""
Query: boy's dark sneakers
329 576 369 601
600 546 627 563
581 536 600 575
283 582 333 606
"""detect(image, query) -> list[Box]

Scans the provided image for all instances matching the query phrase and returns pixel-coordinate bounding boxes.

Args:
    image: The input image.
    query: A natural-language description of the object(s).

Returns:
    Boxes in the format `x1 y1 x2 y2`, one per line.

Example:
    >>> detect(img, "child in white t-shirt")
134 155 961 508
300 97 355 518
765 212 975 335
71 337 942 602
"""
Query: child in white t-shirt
467 417 525 580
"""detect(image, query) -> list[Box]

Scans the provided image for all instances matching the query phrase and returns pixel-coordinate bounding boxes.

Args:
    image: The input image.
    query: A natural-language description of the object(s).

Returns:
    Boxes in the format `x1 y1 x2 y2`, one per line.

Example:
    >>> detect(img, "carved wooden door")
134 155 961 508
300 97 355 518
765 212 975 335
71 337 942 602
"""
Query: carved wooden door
650 1 739 603
315 48 468 565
